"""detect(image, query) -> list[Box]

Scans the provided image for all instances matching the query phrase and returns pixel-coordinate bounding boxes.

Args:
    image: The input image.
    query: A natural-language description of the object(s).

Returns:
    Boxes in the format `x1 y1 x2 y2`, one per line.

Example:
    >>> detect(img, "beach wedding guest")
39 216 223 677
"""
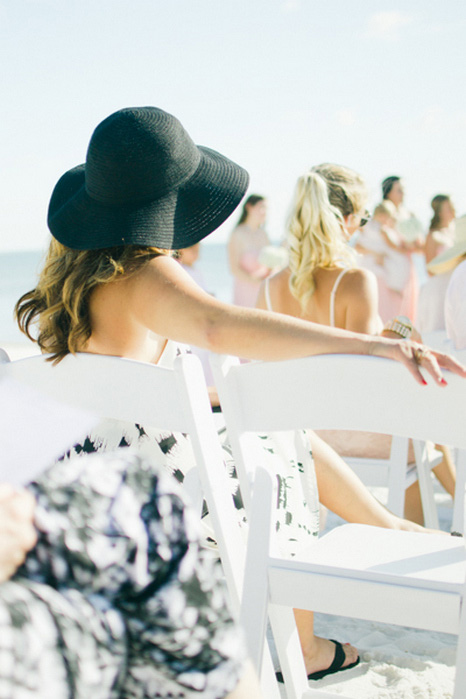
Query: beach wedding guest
178 242 206 287
424 194 456 268
381 175 424 321
427 213 466 350
257 162 456 524
15 107 465 682
356 200 414 323
228 194 272 307
417 202 459 336
0 449 259 698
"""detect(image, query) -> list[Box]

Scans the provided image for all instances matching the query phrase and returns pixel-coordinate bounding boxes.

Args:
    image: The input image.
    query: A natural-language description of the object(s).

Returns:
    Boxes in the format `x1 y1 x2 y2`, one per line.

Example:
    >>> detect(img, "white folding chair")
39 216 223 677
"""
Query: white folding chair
0 348 10 363
212 352 466 699
2 351 281 697
314 331 458 527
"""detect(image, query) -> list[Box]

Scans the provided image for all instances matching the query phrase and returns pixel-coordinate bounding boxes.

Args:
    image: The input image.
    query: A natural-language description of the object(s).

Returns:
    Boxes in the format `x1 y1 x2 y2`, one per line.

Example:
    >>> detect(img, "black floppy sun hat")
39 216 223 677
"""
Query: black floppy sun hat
48 106 250 251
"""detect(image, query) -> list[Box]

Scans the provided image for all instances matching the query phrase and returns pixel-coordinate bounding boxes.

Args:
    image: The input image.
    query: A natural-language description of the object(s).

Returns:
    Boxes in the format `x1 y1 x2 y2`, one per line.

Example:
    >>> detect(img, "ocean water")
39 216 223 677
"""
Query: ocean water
0 244 233 345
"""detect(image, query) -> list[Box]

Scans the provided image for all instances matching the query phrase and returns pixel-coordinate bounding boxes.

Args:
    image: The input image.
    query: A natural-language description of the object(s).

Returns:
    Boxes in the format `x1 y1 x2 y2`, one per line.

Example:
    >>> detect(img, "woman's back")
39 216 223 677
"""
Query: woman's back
259 264 382 335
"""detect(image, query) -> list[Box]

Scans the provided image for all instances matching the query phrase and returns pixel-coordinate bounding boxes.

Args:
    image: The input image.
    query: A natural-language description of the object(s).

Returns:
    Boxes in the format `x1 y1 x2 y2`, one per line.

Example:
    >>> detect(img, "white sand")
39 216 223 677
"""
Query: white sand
3 341 460 697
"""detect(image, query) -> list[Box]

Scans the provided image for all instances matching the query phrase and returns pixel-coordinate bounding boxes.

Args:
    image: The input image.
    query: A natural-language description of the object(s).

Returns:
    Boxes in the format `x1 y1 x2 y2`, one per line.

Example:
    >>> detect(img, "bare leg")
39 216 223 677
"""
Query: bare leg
310 431 428 532
404 445 456 524
293 609 358 676
432 445 456 497
403 481 424 524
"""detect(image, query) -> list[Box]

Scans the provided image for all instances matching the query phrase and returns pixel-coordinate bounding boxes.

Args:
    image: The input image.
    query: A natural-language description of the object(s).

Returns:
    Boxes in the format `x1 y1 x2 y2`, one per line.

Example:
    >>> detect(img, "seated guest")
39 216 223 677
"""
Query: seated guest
257 162 456 524
15 107 463 680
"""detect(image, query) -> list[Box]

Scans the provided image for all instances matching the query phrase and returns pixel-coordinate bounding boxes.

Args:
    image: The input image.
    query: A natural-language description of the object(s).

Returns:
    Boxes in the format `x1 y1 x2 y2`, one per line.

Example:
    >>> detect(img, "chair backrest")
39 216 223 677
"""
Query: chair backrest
212 353 466 509
2 352 245 610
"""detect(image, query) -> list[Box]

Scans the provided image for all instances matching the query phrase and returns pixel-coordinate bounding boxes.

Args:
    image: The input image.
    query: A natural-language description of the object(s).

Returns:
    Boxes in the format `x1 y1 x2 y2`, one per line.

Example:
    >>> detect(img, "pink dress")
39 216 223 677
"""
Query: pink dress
229 225 271 307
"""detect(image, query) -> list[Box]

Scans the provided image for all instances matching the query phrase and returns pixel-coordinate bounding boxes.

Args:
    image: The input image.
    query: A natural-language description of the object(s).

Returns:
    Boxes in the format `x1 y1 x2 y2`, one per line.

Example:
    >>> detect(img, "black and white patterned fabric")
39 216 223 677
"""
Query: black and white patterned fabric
1 450 246 698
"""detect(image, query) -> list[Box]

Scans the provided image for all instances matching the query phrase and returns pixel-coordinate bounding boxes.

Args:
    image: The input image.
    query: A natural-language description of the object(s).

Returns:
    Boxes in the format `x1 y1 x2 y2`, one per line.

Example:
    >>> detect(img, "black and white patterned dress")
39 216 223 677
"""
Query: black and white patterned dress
63 342 320 559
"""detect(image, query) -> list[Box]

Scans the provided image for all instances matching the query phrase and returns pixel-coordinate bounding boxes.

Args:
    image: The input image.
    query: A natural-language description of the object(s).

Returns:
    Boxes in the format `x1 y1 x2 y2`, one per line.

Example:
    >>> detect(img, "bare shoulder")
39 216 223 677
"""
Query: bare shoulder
268 267 290 289
131 254 205 296
340 267 378 299
258 268 294 312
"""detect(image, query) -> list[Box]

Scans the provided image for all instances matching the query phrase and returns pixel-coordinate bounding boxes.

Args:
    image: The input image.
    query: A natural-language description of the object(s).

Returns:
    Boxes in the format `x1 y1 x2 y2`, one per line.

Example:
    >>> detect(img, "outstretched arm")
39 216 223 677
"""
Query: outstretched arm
129 255 466 386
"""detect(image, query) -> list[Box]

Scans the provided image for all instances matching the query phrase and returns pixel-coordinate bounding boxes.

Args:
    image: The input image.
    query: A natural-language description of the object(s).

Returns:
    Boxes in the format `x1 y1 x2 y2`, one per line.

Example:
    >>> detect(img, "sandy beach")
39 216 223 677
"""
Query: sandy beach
3 340 459 698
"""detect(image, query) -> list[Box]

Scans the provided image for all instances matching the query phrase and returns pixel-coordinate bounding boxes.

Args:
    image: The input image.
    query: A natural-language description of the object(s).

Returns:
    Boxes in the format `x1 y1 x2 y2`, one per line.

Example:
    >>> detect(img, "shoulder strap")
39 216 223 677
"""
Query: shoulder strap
329 268 349 327
264 276 273 311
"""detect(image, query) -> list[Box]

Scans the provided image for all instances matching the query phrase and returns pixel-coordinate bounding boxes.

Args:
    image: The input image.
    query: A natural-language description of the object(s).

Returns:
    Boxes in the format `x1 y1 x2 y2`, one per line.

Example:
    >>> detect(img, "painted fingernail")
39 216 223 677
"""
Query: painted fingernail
440 378 447 385
422 378 428 386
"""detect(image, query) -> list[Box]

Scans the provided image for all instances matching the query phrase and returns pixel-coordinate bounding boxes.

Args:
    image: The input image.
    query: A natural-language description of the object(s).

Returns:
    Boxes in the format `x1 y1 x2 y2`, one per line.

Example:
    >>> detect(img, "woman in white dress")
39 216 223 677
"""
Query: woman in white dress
16 109 463 683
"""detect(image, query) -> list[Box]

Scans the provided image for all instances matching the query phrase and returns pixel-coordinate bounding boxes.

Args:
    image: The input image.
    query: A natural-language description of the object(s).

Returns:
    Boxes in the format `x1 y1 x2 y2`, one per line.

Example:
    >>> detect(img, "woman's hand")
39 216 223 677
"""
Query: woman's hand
369 337 466 386
0 485 37 582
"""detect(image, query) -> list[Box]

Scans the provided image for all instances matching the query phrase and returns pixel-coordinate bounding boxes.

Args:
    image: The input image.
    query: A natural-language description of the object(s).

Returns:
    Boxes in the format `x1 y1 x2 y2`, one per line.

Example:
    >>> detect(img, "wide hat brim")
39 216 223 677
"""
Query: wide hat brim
427 241 466 275
427 215 466 275
48 145 249 251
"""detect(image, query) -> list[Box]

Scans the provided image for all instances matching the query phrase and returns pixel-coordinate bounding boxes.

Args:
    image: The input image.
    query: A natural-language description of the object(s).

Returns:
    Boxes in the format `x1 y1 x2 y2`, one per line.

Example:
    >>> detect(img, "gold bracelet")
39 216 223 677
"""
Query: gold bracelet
383 316 413 339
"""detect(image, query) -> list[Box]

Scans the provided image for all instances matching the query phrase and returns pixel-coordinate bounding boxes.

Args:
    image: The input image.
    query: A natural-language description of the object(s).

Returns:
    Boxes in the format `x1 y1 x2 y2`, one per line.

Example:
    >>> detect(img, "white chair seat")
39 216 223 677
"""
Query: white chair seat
300 525 464 592
271 525 465 636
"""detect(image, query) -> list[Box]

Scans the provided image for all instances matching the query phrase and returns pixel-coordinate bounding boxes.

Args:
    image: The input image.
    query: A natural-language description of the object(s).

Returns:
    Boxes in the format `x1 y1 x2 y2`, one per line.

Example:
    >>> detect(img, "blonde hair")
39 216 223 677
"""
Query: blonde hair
15 239 167 363
287 163 367 312
374 199 397 219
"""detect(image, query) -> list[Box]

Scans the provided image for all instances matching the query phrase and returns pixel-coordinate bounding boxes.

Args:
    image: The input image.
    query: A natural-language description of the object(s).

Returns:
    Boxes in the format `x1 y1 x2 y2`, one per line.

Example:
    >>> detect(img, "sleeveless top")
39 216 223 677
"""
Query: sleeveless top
264 268 349 327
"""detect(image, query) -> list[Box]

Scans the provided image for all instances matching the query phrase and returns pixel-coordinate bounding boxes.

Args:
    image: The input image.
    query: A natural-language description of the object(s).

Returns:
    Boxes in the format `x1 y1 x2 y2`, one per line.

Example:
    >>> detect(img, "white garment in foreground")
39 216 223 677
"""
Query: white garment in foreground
445 259 466 349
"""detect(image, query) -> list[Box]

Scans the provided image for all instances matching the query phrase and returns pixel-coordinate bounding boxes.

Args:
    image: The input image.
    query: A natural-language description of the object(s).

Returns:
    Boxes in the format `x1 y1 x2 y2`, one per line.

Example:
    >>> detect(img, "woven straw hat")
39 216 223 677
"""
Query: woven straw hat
48 106 249 250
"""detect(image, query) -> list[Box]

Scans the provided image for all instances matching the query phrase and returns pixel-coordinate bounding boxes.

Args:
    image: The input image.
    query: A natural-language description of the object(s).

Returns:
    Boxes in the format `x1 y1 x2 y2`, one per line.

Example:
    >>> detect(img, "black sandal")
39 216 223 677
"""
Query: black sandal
275 639 360 683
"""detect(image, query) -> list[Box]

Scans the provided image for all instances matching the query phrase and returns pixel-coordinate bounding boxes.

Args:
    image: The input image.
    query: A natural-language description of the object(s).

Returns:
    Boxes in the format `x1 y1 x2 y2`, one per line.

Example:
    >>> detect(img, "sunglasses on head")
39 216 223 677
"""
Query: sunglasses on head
359 211 371 227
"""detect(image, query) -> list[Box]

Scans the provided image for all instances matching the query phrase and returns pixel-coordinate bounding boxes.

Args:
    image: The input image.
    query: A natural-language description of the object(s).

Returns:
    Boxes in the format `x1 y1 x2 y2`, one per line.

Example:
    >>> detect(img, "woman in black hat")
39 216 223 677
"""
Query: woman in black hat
16 107 465 684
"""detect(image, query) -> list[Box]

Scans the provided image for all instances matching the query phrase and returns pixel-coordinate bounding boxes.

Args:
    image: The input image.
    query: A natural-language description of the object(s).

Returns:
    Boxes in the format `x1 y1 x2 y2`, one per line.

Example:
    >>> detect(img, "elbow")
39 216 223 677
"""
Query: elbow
203 315 226 354
200 307 237 355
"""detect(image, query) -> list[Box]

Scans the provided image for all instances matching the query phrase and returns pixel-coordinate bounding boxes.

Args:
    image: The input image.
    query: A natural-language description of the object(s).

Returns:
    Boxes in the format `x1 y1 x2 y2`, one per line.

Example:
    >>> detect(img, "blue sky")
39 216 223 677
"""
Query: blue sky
2 0 466 251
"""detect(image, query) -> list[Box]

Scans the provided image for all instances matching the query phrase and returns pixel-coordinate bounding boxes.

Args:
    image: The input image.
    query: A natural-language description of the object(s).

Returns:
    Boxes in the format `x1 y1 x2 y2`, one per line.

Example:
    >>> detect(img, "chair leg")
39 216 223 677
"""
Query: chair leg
413 440 439 529
452 585 466 699
240 468 274 672
452 449 466 535
387 436 409 516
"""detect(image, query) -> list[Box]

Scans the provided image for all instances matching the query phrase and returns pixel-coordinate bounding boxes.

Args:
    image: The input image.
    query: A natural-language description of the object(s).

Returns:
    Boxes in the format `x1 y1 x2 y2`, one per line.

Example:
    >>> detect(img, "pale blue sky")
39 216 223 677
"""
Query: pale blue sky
2 0 466 251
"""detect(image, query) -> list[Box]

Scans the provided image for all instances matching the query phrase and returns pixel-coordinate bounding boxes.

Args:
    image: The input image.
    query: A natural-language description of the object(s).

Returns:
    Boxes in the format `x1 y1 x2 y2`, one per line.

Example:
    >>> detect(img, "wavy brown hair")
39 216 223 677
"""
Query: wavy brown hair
429 194 452 233
15 239 167 363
